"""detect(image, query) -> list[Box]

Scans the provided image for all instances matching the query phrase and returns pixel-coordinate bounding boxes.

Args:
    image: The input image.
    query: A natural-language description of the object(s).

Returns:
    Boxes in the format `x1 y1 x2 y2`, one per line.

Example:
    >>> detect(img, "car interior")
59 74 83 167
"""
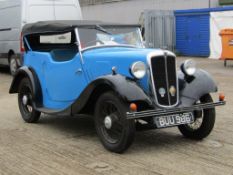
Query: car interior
24 31 78 62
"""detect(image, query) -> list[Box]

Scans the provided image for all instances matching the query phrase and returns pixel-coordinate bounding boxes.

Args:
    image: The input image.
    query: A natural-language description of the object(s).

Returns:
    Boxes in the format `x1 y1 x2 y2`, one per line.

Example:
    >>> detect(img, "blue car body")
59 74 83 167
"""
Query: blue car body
9 21 226 153
9 20 223 117
23 47 155 110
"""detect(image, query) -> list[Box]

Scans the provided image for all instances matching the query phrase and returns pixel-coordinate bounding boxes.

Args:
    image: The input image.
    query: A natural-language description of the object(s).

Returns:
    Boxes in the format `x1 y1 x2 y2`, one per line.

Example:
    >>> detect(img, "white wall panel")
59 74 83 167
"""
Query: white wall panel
209 11 233 59
81 0 219 23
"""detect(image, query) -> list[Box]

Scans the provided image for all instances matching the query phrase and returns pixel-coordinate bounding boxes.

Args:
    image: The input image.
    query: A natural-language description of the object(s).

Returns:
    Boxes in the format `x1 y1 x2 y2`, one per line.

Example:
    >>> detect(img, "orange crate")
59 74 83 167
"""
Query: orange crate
219 29 233 66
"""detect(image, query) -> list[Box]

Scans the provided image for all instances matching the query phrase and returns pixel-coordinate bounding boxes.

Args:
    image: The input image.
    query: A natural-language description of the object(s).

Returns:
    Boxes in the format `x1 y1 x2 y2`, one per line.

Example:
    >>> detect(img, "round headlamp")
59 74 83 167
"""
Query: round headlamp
181 59 196 76
131 61 146 79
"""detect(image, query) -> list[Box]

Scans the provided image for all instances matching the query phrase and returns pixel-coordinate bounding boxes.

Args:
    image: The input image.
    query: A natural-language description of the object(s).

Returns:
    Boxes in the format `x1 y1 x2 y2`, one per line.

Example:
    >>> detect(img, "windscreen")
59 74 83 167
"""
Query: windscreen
78 26 144 49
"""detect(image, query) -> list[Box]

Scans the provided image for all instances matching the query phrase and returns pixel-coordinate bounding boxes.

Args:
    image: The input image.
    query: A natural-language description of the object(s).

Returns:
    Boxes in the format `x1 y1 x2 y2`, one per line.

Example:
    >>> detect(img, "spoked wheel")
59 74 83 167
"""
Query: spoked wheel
18 78 41 123
9 54 18 76
178 94 216 140
95 92 135 153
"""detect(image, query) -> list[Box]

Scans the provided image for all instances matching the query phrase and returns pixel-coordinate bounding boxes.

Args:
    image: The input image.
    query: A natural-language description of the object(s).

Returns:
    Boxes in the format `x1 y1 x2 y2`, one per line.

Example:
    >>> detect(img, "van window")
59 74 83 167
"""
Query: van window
40 33 72 44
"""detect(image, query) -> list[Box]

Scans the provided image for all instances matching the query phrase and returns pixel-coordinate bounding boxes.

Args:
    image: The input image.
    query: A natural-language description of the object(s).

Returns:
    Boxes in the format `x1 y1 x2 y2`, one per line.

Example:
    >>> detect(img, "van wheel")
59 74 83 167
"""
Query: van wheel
94 92 135 153
9 54 18 76
178 94 216 140
18 78 41 123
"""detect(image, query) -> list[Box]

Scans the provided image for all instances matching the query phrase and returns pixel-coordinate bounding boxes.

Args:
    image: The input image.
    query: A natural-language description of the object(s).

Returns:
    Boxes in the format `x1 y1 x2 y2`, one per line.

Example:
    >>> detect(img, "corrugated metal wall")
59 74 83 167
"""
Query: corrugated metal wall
175 10 210 57
219 0 233 5
175 6 233 57
144 10 175 51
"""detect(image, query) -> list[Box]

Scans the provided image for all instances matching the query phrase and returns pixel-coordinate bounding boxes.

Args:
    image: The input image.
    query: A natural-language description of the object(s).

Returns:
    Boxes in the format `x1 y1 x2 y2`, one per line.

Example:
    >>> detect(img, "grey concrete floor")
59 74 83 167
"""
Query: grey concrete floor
0 57 232 175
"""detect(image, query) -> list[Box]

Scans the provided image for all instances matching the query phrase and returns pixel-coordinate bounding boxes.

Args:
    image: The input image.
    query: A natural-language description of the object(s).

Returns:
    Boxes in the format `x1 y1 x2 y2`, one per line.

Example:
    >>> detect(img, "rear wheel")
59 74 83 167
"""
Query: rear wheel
9 54 18 76
94 92 135 153
18 78 41 123
178 94 216 140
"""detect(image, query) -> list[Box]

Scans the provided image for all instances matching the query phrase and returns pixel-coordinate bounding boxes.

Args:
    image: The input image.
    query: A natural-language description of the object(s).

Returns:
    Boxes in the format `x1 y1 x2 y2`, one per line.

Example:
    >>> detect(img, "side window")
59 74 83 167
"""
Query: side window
25 31 77 52
25 31 78 62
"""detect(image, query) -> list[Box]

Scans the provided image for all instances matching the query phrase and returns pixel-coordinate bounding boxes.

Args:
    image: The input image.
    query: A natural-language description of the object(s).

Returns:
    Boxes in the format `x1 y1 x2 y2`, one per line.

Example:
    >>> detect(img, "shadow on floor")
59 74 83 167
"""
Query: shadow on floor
38 114 96 137
36 114 193 153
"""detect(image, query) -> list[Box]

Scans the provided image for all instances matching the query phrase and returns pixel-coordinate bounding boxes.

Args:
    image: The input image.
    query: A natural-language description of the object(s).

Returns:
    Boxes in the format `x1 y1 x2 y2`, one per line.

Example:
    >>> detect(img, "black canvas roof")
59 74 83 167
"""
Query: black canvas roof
22 20 140 35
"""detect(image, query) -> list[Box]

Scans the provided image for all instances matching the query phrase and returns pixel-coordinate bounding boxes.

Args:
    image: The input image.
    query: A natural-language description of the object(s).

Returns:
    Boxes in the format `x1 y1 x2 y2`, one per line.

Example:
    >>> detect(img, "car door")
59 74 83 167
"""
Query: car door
39 32 88 102
44 52 87 102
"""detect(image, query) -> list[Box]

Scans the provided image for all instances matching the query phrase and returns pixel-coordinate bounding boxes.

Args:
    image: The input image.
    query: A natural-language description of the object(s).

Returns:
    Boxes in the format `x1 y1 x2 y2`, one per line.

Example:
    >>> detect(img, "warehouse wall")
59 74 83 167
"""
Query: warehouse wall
80 0 219 24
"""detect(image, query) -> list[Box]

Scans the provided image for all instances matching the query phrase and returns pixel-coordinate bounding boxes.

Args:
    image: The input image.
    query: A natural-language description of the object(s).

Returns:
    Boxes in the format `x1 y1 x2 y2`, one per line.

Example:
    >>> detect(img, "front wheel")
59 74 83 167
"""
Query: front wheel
18 78 41 123
178 94 216 140
94 92 135 153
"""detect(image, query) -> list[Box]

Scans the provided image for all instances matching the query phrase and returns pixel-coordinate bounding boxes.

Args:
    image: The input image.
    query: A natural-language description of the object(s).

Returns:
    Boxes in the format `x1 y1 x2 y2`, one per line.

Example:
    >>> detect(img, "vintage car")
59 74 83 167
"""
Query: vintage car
9 20 225 153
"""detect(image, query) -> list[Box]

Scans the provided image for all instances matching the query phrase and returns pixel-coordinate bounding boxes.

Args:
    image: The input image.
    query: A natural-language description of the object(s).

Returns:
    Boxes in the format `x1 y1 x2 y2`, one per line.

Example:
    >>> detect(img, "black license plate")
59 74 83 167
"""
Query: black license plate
154 112 194 128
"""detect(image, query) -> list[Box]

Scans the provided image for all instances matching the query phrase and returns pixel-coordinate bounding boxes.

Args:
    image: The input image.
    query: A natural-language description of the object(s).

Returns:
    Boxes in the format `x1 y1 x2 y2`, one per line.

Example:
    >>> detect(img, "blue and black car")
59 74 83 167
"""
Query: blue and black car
9 20 225 153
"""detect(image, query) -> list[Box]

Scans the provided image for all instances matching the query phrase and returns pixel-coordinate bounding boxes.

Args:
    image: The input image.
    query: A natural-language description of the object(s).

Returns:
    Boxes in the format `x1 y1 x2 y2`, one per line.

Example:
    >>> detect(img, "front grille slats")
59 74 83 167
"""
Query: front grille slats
167 56 178 105
150 55 178 107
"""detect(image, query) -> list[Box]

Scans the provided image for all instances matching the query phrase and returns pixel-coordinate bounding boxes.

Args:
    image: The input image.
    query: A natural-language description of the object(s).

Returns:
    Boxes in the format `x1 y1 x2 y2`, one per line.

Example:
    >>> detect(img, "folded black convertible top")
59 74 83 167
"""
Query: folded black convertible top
22 20 140 36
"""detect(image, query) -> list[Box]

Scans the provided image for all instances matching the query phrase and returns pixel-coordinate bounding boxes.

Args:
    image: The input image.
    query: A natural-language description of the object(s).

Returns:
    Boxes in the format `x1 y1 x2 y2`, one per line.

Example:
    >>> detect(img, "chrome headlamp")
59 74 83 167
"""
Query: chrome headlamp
131 61 146 79
181 59 196 76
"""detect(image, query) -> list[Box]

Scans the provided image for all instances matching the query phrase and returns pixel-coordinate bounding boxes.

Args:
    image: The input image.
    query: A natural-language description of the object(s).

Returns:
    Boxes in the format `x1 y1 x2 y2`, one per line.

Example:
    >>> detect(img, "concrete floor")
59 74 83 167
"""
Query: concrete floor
0 57 232 175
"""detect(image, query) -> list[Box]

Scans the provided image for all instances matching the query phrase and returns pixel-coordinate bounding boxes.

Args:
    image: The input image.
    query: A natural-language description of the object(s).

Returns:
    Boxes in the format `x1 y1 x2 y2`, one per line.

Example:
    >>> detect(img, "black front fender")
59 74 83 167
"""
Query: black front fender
179 69 218 107
100 74 151 102
71 74 152 114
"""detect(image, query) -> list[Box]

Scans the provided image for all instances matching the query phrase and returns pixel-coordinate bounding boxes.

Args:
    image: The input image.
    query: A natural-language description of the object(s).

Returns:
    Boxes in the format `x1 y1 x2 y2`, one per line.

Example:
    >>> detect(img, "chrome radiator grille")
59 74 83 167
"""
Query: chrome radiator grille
149 55 178 107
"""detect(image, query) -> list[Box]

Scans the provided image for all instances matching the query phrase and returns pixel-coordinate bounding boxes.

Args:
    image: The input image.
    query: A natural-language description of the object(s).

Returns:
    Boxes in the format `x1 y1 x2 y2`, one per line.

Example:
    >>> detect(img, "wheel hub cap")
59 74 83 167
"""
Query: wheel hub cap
104 116 112 129
22 95 28 105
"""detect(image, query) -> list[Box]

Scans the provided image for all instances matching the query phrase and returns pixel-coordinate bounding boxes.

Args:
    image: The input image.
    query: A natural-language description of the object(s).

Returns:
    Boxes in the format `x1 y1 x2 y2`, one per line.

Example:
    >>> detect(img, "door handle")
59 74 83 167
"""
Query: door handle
76 68 82 74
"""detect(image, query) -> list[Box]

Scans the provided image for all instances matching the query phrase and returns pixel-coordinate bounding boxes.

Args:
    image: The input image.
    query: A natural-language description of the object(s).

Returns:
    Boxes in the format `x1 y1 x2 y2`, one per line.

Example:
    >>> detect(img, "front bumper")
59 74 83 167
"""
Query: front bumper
126 101 226 120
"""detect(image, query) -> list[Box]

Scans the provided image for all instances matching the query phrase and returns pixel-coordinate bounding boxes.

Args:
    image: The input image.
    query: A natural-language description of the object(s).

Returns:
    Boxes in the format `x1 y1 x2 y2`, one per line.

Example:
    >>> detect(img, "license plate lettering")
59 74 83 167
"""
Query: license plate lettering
185 113 192 123
159 116 175 127
169 116 175 125
180 115 186 123
154 112 194 128
175 115 181 123
159 118 165 127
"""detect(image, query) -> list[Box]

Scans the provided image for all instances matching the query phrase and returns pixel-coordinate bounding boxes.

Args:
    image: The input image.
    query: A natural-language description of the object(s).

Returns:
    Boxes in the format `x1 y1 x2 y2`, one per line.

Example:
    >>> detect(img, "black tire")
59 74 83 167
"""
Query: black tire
94 92 135 153
18 78 41 123
9 54 18 76
178 94 216 140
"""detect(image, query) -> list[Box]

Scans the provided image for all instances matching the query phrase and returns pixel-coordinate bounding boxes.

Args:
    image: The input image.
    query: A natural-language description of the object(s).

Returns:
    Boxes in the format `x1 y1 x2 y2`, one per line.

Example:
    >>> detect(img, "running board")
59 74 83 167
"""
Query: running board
36 107 71 115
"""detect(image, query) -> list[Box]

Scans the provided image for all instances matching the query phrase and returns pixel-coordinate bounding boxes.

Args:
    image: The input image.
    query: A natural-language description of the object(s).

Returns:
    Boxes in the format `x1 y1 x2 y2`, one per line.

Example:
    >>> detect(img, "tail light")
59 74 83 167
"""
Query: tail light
20 32 25 52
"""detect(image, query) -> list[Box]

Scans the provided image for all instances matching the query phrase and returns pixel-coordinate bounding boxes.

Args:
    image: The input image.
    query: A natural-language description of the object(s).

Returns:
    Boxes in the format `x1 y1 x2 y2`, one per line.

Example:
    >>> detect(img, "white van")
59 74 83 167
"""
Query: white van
0 0 82 75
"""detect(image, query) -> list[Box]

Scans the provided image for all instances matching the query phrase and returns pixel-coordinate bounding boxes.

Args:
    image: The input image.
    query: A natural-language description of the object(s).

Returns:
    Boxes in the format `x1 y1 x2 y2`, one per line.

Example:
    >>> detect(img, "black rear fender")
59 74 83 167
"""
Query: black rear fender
9 66 42 105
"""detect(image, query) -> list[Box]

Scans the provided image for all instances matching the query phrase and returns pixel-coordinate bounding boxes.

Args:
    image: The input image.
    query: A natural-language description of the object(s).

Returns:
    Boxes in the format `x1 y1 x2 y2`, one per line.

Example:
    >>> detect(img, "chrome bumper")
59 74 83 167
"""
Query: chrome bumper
126 101 226 120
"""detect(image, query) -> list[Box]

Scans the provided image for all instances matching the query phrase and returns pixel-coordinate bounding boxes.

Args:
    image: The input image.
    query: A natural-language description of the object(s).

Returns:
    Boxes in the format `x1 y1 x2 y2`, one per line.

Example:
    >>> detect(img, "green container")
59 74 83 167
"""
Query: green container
219 0 233 5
